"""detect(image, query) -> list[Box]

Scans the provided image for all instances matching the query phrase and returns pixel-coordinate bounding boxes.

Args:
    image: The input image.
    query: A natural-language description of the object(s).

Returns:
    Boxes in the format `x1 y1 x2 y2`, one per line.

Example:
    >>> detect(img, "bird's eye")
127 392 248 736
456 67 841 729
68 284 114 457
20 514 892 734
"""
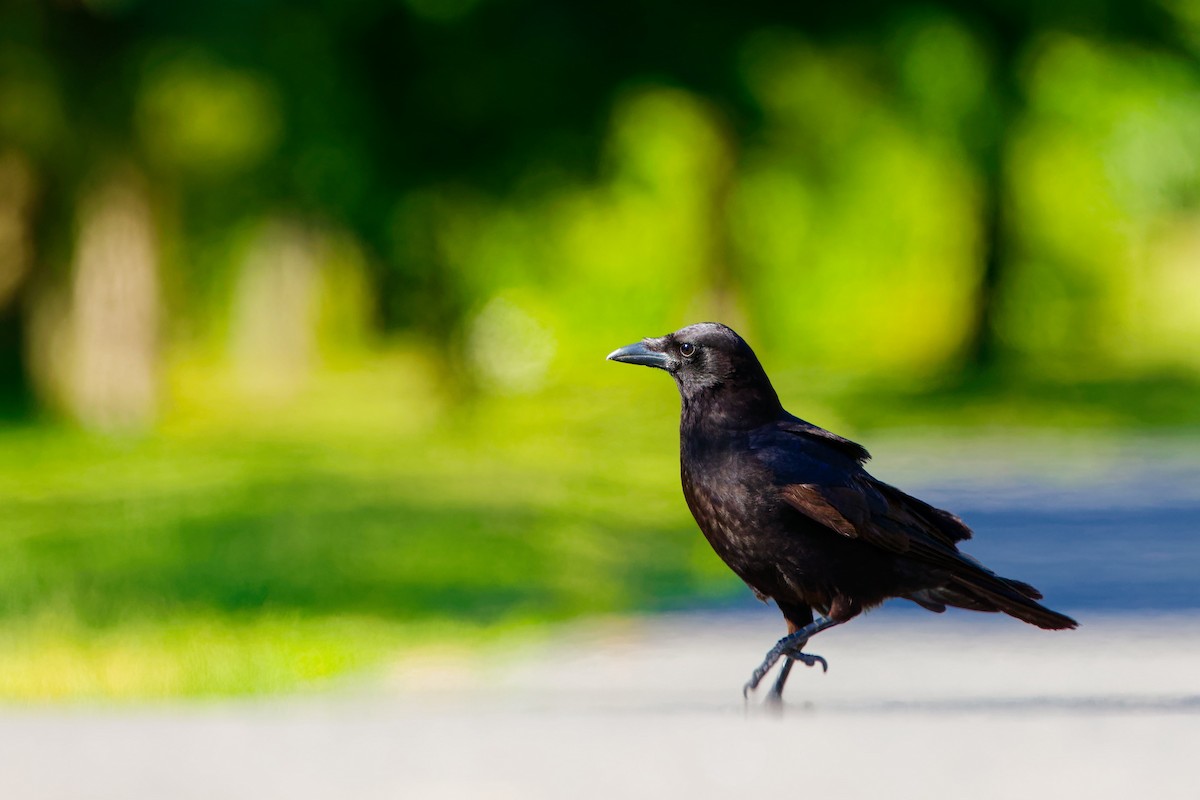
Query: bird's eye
679 342 696 358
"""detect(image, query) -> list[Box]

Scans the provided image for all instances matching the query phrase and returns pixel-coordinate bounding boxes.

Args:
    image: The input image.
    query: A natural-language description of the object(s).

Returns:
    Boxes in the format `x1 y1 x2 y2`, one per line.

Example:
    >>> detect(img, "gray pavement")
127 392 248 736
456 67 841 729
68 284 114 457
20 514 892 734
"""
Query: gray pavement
0 612 1197 799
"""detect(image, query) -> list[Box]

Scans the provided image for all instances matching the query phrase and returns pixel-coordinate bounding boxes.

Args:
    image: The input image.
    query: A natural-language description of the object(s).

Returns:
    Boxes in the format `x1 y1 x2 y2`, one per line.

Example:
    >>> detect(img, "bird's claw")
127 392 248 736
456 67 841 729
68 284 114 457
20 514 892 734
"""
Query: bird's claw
792 651 828 672
742 648 828 697
741 618 839 700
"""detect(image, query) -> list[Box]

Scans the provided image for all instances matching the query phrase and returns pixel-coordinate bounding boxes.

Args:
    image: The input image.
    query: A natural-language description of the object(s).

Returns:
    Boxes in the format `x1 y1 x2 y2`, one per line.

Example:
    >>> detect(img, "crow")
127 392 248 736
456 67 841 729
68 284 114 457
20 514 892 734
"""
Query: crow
608 322 1077 700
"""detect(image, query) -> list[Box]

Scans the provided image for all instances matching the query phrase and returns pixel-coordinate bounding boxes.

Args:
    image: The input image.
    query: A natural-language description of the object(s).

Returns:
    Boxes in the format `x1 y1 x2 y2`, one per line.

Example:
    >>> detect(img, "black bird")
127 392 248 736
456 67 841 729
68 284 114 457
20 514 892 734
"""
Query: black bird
607 322 1077 700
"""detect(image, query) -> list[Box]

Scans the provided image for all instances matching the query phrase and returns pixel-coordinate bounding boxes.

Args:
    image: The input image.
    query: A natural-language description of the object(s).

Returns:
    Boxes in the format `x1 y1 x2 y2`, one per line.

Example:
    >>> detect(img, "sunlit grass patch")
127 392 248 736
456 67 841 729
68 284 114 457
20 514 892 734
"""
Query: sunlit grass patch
0 614 408 700
0 374 740 700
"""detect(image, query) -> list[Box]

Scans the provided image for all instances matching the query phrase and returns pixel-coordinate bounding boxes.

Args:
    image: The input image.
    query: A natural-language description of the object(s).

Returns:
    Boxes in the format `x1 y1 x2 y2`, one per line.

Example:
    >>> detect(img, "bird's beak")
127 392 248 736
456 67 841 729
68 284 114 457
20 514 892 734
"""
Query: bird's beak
607 340 670 370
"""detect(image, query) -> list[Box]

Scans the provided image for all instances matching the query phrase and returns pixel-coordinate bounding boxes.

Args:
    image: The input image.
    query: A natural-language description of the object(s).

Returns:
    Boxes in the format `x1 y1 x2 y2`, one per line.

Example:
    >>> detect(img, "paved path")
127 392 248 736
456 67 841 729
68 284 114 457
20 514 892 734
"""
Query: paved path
1 612 1197 799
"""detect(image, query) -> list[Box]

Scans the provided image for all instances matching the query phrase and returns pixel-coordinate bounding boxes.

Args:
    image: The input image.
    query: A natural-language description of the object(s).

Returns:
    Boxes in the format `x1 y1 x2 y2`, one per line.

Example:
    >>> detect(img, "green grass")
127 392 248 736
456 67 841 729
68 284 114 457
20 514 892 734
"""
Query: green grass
0 369 739 700
0 614 406 699
0 355 1196 701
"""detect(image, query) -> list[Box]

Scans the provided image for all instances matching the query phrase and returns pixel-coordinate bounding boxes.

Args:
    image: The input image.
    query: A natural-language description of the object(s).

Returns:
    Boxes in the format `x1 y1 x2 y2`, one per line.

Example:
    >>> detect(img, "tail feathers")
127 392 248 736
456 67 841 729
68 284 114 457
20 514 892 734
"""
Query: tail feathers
1004 577 1044 601
932 574 1077 631
908 592 947 613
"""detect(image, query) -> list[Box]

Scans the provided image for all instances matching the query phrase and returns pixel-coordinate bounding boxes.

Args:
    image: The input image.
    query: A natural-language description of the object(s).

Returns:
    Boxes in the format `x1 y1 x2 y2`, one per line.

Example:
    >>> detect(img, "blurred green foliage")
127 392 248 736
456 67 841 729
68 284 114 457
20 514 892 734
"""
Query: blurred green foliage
0 0 1198 697
1 0 1198 401
0 368 733 697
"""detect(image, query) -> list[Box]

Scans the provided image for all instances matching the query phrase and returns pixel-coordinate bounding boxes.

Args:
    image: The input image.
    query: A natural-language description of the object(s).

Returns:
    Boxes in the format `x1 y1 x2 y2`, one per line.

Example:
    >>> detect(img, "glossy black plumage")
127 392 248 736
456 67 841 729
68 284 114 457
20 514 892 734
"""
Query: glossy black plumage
608 322 1077 697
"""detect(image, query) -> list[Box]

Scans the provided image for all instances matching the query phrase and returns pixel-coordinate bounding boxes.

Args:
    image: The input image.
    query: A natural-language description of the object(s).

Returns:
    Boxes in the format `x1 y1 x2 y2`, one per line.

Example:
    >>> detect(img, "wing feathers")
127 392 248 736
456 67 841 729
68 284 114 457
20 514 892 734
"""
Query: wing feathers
778 476 1076 630
779 484 859 537
777 478 921 552
872 480 973 543
775 417 871 463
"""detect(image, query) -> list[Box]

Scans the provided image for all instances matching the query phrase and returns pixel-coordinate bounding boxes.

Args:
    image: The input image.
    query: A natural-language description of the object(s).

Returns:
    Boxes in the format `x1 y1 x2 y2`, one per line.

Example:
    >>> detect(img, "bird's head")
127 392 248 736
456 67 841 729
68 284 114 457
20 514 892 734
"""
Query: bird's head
607 322 781 420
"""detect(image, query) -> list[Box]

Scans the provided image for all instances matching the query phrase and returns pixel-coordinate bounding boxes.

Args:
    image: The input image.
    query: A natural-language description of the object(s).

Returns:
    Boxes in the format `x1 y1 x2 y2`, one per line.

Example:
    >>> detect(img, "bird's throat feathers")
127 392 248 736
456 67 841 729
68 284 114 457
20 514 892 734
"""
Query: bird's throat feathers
679 365 783 433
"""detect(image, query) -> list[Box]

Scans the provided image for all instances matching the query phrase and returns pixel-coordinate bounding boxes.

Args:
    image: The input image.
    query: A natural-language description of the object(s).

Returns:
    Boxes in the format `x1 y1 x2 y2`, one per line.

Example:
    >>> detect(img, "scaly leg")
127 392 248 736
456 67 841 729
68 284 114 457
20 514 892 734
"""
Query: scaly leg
744 616 841 698
767 655 796 702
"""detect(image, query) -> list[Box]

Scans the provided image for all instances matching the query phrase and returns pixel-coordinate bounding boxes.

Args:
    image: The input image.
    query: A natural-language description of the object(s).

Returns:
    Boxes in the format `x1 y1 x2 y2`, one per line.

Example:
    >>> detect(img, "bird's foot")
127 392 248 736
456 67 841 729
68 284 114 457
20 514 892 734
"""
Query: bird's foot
742 632 828 698
789 650 828 671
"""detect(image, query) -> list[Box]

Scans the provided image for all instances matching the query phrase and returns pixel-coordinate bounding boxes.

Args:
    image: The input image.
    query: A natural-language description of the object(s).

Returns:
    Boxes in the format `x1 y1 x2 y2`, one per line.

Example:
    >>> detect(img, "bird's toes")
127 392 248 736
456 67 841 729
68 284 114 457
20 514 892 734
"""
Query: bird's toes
789 651 828 672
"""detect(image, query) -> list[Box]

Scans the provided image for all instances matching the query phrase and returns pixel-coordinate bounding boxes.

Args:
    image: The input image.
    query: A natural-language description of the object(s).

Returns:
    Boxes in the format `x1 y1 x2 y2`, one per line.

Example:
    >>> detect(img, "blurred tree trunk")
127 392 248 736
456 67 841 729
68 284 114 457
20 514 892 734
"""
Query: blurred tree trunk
964 143 1007 375
0 306 27 416
229 218 321 397
695 118 748 332
28 169 161 431
961 49 1021 379
0 152 36 415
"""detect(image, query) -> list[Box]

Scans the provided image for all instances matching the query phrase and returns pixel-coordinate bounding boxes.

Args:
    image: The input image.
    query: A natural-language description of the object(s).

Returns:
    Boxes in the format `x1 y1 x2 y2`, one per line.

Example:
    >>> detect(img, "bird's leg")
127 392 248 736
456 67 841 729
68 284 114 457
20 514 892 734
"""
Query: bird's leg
743 616 841 698
767 655 797 702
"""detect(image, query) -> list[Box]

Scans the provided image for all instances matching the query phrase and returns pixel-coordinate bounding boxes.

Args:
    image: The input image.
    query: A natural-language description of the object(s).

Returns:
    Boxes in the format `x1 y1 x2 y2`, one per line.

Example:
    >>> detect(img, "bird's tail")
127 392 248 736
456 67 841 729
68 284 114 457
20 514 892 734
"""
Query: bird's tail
923 573 1077 630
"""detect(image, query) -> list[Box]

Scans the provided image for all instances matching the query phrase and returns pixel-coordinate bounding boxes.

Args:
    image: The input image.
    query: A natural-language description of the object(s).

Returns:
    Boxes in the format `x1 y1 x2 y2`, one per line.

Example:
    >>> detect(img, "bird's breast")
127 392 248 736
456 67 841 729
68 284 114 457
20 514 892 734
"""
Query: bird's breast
680 440 779 568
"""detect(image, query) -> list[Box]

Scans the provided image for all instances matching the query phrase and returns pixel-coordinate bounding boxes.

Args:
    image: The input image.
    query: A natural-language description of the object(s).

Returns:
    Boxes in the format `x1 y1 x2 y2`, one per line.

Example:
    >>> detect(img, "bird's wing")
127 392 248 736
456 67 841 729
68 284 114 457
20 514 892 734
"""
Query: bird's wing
869 479 973 543
772 415 871 464
779 477 972 562
752 418 969 547
750 420 971 558
749 422 1069 626
780 478 1063 620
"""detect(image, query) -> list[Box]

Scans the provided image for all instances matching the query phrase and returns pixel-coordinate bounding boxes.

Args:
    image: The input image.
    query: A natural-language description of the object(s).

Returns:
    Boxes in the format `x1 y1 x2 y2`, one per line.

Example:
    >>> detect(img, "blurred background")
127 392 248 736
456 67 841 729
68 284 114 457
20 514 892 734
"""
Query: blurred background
0 0 1198 700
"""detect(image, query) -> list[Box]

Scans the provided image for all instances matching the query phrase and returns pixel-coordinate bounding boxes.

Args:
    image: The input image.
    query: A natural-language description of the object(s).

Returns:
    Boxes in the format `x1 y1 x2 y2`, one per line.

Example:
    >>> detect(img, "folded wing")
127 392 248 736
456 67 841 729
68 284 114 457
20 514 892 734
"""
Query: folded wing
759 420 1076 632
